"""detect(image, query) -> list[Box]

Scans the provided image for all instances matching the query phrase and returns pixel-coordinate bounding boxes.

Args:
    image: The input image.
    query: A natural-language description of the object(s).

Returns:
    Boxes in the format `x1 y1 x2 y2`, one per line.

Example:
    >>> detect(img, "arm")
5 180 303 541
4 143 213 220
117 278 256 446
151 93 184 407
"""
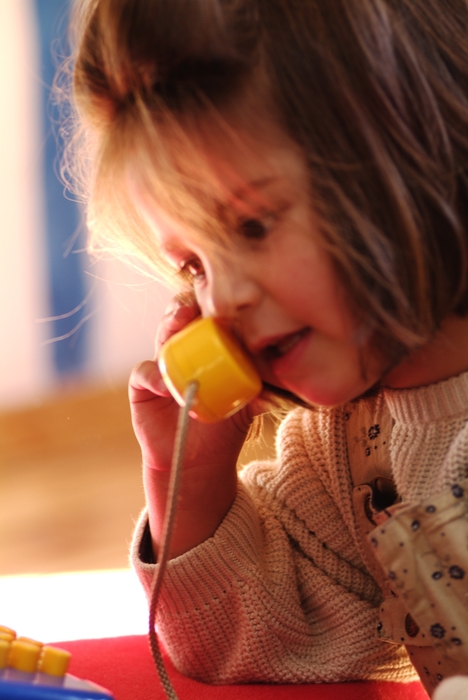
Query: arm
130 408 417 685
129 297 252 559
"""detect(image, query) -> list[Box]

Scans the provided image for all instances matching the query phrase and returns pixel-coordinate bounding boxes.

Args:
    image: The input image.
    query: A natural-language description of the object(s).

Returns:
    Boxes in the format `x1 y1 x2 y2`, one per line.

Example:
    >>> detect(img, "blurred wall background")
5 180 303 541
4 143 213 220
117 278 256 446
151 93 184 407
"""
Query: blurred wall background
0 1 276 597
0 0 171 412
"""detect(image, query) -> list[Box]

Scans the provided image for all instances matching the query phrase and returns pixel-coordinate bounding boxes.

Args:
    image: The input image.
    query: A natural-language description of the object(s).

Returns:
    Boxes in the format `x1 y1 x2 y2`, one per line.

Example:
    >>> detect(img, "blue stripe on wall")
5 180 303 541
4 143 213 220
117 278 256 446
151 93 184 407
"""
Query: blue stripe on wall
33 0 90 376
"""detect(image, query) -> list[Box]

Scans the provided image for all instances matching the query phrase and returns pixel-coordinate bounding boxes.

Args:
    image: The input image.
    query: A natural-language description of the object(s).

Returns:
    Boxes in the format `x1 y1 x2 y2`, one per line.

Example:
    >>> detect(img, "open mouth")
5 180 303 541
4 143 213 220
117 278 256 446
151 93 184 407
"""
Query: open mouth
264 328 310 359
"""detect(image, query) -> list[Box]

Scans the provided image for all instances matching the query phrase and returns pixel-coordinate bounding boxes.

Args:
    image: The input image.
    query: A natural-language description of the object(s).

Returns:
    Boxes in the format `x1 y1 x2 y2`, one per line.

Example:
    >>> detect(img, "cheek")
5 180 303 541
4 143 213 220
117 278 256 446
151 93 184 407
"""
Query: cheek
290 341 386 406
273 267 355 340
193 279 216 318
263 235 347 330
192 284 207 315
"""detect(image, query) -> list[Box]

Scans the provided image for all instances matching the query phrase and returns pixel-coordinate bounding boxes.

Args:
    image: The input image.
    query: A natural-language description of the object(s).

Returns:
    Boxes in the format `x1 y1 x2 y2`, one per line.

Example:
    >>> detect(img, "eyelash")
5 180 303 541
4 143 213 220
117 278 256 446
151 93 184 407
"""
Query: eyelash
177 210 279 282
178 257 205 283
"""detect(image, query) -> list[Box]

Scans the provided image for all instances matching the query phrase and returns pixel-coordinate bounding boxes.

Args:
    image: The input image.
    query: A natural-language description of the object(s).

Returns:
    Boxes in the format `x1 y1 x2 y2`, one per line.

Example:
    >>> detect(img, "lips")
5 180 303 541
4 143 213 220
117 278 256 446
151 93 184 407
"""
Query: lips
262 328 310 359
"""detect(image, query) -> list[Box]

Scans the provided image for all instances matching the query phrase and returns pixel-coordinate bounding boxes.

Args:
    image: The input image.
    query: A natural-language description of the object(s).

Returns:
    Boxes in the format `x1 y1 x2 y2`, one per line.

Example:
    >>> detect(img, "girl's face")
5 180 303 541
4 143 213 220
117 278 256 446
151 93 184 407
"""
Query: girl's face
134 118 391 407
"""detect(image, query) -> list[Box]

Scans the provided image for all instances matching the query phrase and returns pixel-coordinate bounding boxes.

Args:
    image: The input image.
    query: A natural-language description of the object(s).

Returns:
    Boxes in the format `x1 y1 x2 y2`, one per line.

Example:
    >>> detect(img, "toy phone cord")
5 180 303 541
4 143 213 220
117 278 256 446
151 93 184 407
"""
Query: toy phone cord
148 380 198 700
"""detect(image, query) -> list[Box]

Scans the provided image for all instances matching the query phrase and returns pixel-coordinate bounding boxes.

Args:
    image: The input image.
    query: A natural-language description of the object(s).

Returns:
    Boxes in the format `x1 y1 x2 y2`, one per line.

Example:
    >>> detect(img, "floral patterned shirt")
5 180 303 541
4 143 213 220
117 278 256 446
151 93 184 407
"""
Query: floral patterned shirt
345 384 468 696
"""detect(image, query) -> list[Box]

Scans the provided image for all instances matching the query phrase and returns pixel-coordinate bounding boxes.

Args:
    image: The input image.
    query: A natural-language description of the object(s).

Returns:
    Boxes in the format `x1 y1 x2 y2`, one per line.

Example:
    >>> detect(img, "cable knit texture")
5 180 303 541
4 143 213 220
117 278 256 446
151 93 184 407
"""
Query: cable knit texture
131 371 468 686
384 372 468 499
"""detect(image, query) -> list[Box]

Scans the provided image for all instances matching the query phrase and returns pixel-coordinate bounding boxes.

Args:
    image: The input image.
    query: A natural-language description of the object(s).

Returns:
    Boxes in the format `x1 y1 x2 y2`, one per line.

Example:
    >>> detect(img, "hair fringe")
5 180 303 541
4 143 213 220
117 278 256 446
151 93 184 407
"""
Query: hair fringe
60 0 468 368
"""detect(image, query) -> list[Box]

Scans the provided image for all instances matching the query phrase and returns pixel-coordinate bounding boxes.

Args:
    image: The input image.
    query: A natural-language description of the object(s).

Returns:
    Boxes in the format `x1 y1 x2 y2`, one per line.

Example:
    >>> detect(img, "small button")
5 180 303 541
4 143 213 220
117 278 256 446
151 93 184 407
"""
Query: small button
39 646 72 677
0 625 16 638
0 639 10 669
9 640 41 673
17 636 43 649
404 613 420 638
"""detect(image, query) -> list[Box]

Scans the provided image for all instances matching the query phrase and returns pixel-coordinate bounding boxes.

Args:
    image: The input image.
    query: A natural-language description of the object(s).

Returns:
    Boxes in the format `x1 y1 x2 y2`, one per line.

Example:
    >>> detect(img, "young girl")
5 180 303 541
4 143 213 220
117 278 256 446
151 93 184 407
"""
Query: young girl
69 0 468 696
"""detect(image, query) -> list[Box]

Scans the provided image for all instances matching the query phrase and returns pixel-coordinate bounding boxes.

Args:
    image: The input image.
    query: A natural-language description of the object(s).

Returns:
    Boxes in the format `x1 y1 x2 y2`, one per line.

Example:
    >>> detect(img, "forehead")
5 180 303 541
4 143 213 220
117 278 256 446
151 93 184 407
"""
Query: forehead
129 111 310 251
193 117 309 199
147 114 306 194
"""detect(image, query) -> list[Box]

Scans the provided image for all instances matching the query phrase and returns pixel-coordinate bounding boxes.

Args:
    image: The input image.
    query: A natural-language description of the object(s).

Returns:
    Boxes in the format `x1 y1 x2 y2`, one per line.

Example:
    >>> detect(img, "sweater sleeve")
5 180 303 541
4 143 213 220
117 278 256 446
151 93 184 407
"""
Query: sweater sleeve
375 375 468 695
369 479 468 694
130 411 416 685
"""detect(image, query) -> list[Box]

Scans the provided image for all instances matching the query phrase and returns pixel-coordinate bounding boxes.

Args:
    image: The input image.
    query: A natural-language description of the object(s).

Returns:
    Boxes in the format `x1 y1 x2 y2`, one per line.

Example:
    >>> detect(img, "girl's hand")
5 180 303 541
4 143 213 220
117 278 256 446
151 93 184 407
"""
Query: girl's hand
129 293 262 557
129 293 201 472
129 293 257 472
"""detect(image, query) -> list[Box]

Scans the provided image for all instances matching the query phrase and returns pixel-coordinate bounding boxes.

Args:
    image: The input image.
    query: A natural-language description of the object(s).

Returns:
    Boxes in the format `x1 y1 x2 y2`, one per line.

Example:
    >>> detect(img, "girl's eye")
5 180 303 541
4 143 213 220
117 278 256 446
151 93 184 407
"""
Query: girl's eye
179 257 205 282
238 216 272 240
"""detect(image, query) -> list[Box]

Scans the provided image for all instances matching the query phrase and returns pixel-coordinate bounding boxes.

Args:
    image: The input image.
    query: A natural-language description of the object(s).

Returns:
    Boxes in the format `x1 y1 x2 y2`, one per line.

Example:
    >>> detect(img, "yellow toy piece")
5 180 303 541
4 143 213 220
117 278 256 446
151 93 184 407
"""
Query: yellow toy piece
8 640 42 673
0 633 15 644
0 626 16 639
17 636 43 648
0 640 10 669
39 646 72 677
0 624 113 697
0 625 71 678
159 317 262 423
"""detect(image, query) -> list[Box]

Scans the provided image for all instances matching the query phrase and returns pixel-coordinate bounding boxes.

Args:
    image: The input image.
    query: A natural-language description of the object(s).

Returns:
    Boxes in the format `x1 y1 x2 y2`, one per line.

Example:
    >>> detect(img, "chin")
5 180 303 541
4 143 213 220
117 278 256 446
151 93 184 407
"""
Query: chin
286 377 379 409
262 383 311 409
265 380 354 410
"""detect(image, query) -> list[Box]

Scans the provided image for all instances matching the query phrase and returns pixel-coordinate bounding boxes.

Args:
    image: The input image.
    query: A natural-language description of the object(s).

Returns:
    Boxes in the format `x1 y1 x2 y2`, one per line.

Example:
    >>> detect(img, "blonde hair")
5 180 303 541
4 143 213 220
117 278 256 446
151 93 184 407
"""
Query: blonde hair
68 0 468 364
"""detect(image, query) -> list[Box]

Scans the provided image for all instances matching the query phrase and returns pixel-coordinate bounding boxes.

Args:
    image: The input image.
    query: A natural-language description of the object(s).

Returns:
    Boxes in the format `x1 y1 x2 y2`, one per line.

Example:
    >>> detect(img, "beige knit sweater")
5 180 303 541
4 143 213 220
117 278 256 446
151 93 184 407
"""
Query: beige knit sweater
131 371 468 689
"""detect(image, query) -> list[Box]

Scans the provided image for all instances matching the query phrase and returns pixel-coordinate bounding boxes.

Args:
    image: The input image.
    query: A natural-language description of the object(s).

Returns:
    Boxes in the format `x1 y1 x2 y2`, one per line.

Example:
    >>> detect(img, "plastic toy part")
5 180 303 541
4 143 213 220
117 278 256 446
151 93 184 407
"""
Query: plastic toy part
0 630 15 641
39 647 72 678
9 641 41 673
158 317 263 423
0 625 114 699
0 643 9 670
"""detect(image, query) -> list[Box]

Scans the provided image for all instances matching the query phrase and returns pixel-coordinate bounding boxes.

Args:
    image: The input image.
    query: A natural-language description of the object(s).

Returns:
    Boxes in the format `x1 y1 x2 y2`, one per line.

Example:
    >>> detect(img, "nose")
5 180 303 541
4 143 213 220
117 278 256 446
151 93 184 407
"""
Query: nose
200 256 260 322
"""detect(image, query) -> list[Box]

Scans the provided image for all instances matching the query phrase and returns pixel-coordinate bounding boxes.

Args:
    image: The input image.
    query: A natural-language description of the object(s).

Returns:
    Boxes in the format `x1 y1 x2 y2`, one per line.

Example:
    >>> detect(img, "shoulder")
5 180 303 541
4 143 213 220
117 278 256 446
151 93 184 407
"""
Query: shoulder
241 403 353 516
384 371 468 497
444 416 468 484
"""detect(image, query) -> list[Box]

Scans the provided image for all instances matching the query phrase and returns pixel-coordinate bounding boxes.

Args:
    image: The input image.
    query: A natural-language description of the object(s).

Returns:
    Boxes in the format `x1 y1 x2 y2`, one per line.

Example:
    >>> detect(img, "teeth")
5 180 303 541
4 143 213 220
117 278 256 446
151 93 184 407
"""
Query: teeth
273 330 306 356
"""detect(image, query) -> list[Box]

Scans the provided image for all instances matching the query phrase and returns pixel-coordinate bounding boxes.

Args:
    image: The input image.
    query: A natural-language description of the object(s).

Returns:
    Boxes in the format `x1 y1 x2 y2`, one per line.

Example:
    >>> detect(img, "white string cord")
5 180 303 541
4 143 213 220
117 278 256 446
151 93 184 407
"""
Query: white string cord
148 381 199 700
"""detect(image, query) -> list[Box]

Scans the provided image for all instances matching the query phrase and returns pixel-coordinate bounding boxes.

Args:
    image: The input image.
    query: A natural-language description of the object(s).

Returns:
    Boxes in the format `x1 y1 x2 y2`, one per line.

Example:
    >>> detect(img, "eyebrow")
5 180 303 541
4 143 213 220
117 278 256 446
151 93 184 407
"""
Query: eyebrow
157 175 281 258
229 176 277 203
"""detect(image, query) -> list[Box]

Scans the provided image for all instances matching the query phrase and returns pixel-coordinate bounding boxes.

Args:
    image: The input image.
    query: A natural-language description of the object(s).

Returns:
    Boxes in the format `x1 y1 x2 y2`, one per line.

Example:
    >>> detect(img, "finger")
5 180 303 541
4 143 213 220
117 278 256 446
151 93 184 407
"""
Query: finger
156 304 200 348
166 290 198 312
129 359 171 403
156 293 201 352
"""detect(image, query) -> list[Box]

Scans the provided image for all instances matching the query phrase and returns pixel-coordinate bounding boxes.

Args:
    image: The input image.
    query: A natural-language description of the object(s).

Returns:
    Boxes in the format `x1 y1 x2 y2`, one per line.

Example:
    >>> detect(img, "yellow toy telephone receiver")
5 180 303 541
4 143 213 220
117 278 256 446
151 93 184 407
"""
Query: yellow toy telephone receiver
158 317 262 422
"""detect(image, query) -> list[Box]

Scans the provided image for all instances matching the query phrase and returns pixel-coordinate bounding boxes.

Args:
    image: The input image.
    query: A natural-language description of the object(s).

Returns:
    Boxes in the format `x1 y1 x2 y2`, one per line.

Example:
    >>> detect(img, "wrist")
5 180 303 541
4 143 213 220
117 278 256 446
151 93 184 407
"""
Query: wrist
144 461 238 558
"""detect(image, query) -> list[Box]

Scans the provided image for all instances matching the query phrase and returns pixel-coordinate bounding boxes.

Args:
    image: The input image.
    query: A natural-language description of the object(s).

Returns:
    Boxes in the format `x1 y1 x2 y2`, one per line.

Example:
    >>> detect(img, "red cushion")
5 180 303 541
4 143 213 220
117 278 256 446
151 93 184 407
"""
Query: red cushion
57 636 428 700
